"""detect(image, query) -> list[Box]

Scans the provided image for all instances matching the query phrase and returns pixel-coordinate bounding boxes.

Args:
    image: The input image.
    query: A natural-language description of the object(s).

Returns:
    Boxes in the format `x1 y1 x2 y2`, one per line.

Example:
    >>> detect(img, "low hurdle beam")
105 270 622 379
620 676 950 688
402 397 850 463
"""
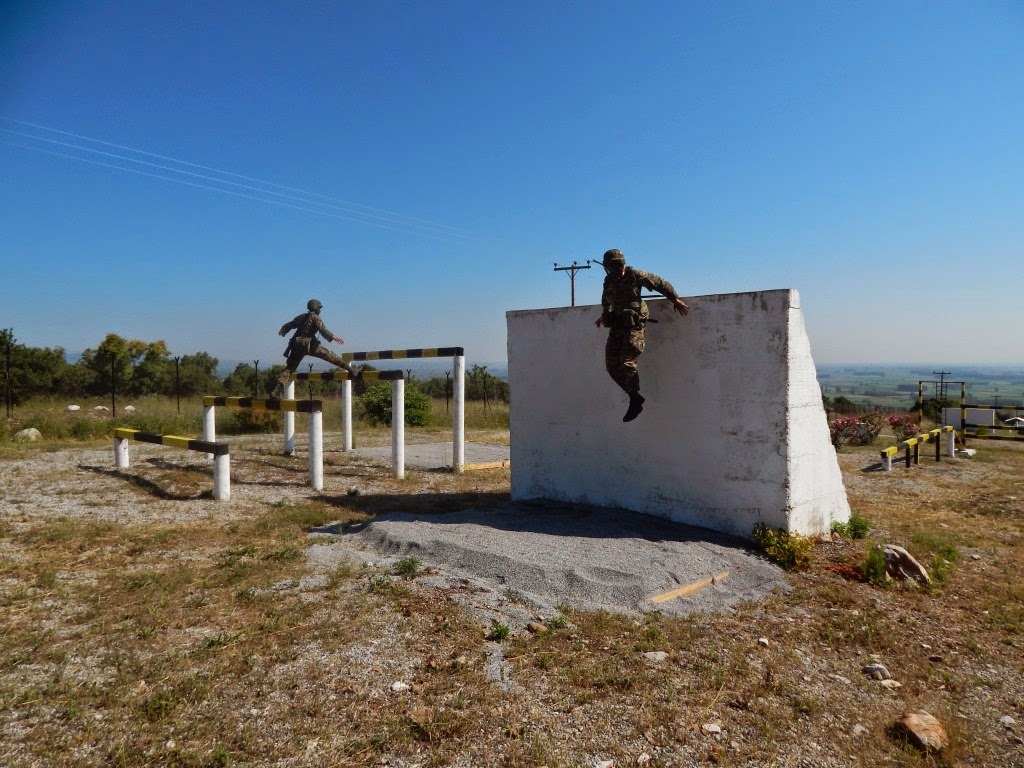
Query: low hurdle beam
291 369 406 479
202 396 325 490
880 425 956 470
114 428 230 500
295 346 465 473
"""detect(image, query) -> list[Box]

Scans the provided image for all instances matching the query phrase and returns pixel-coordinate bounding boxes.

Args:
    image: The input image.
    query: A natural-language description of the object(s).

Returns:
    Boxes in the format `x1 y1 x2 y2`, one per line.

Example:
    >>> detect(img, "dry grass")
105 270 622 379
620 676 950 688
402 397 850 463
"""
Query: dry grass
1 432 1023 767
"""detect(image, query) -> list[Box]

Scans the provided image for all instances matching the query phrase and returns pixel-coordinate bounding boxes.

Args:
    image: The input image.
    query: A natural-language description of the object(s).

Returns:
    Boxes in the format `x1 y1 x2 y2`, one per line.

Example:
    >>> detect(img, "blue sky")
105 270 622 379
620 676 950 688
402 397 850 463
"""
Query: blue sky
2 1 1022 367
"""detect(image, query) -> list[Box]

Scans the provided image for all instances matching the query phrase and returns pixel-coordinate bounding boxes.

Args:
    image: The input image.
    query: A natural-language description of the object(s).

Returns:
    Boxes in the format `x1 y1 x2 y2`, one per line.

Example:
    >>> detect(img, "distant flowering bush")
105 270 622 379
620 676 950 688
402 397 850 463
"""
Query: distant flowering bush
887 413 920 442
830 412 886 449
830 416 861 449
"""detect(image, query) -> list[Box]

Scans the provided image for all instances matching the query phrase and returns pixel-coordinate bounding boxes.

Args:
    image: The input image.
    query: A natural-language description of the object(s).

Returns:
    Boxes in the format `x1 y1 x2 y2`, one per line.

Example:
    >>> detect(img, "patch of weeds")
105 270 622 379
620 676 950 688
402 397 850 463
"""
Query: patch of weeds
860 545 888 586
347 486 360 496
929 546 961 586
487 621 510 641
141 689 179 722
33 569 58 589
202 632 233 650
265 547 300 562
752 523 812 571
831 513 871 539
393 556 421 579
208 747 230 767
546 614 569 630
326 560 357 587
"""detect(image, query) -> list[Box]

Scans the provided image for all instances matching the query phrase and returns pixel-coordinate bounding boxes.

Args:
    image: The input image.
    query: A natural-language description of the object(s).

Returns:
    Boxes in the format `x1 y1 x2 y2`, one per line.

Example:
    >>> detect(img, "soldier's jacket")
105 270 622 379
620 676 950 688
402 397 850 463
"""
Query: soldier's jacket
279 312 338 355
601 267 680 329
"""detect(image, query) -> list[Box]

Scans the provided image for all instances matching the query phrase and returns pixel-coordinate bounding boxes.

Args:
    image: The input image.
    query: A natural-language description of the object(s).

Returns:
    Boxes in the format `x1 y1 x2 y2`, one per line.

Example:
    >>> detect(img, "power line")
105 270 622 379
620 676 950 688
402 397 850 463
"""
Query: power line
0 116 488 243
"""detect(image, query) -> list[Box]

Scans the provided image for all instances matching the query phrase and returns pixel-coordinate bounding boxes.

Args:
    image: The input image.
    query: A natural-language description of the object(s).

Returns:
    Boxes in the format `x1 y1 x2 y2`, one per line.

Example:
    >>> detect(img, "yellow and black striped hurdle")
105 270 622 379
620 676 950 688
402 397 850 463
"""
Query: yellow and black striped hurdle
282 345 467 475
202 396 323 412
201 396 326 489
961 403 1024 443
337 347 463 362
880 425 955 470
291 370 404 382
113 427 231 500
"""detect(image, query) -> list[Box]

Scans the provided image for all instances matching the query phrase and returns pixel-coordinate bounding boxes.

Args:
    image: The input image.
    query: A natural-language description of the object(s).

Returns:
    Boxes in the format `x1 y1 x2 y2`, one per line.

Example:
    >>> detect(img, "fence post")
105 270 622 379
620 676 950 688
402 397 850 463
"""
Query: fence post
114 435 130 468
213 453 231 500
453 353 465 474
202 403 216 460
946 428 956 457
284 380 296 455
342 379 353 451
308 409 323 490
393 378 405 479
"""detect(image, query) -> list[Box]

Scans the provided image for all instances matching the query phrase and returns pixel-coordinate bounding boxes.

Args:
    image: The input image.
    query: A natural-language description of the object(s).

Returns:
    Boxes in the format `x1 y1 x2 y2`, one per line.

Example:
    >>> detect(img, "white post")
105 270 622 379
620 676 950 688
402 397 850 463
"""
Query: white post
945 429 956 457
453 353 465 474
202 404 216 460
213 453 231 501
392 378 405 479
308 410 324 490
284 380 296 455
882 454 892 471
114 436 130 468
342 379 353 451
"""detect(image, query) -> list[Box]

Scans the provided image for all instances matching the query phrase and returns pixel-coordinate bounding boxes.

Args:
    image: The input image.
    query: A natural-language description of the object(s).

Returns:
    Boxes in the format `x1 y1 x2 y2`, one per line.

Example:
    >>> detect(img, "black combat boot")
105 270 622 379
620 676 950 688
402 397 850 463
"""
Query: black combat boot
623 392 645 422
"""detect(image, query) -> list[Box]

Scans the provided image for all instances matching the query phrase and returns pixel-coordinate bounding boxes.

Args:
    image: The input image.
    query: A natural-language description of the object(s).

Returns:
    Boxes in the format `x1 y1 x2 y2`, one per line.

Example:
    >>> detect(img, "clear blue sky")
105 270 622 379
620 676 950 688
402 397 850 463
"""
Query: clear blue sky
2 1 1022 367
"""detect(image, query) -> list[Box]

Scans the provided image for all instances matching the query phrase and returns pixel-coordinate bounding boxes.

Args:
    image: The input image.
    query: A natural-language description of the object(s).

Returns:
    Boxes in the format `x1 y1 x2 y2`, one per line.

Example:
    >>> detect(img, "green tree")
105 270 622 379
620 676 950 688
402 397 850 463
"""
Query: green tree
131 340 173 396
466 364 509 403
357 382 432 426
1 329 74 404
175 352 220 396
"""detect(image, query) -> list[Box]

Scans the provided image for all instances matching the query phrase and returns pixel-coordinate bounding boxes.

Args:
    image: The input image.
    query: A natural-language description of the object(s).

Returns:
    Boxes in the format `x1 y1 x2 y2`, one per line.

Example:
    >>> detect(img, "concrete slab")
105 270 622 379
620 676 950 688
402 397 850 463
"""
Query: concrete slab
346 441 510 471
311 501 788 627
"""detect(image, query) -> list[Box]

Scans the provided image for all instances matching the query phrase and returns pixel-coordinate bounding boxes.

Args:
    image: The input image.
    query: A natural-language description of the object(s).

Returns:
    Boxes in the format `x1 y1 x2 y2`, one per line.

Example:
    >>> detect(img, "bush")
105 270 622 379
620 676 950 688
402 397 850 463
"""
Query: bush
222 408 281 434
831 513 871 539
830 412 886 449
752 523 813 571
860 546 888 586
887 413 920 442
358 383 432 427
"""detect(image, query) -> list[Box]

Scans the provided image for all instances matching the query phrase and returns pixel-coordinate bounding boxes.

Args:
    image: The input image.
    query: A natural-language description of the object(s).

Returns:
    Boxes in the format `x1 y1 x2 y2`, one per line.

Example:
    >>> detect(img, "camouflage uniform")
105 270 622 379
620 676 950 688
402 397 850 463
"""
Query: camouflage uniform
273 307 355 394
601 266 680 397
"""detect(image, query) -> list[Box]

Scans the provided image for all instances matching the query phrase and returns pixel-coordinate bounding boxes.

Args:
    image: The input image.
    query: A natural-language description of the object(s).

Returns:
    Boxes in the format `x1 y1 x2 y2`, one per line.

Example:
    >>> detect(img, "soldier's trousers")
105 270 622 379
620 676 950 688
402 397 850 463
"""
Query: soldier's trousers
276 345 355 386
605 326 645 396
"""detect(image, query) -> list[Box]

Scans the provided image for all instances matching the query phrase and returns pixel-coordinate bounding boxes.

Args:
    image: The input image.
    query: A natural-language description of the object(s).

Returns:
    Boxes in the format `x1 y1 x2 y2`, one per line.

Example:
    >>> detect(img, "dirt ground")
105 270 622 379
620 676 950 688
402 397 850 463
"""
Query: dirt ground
1 432 1023 767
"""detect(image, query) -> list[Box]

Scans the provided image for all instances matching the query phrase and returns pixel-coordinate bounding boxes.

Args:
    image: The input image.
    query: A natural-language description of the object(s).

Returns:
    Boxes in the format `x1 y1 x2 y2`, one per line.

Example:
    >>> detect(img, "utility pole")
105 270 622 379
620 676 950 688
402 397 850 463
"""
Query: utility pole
933 370 951 403
4 329 12 419
553 261 591 307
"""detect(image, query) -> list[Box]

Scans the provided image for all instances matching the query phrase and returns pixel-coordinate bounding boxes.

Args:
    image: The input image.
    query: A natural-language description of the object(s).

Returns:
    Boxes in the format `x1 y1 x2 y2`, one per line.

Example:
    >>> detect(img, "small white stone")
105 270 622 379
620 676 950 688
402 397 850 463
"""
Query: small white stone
643 651 669 663
1000 715 1016 729
390 681 410 692
702 723 722 736
758 637 769 647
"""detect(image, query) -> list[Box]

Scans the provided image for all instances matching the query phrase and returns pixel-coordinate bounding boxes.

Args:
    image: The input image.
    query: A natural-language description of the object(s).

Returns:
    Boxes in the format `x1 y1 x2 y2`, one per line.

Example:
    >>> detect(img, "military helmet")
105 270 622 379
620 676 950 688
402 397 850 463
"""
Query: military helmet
307 299 323 312
602 249 626 268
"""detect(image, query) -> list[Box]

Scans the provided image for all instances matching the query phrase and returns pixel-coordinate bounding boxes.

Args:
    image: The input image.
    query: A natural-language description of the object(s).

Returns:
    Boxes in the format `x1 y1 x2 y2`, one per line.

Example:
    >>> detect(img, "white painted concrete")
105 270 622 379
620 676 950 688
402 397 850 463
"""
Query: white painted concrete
507 288 850 539
943 407 995 428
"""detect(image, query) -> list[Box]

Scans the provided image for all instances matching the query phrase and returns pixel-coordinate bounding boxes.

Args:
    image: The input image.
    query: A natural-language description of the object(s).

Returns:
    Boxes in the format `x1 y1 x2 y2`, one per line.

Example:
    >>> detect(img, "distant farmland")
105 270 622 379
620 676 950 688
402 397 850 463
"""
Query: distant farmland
816 364 1024 410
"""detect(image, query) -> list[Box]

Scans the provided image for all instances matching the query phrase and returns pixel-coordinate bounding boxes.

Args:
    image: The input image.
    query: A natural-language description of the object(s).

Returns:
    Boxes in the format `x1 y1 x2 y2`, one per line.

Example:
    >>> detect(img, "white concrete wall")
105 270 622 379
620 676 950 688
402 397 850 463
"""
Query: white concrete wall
943 407 995 428
506 288 850 539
